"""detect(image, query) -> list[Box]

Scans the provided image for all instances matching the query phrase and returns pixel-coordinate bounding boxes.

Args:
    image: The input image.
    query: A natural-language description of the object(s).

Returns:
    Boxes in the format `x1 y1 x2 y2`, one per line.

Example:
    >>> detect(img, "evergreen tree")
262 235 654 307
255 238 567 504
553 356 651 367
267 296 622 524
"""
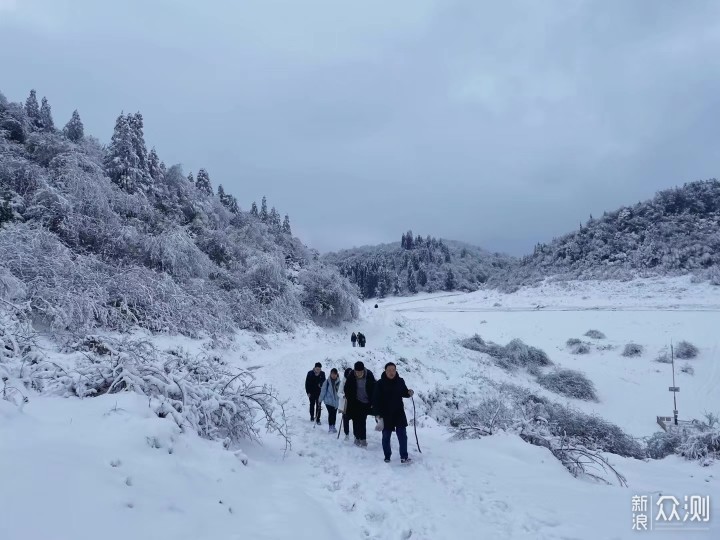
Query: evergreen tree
25 90 40 126
63 110 84 142
39 97 54 131
148 147 162 181
128 112 148 172
187 172 194 185
196 168 213 196
260 196 269 221
416 235 423 246
444 268 456 291
104 112 141 191
217 184 227 204
269 207 281 229
401 233 407 249
250 201 259 217
227 195 240 215
407 267 418 293
406 230 414 249
282 214 291 234
393 274 401 295
417 267 428 287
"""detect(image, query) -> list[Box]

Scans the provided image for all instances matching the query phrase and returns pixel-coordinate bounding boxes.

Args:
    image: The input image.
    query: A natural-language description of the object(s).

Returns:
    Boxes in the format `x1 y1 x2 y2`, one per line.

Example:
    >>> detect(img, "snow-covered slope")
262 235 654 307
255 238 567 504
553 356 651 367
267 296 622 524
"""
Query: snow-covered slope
1 277 718 539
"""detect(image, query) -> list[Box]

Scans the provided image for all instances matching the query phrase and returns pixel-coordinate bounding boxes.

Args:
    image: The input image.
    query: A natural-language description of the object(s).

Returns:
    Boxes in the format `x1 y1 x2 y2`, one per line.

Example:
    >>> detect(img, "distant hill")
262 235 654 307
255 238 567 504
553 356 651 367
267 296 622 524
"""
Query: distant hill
323 232 515 298
0 88 358 336
488 179 720 291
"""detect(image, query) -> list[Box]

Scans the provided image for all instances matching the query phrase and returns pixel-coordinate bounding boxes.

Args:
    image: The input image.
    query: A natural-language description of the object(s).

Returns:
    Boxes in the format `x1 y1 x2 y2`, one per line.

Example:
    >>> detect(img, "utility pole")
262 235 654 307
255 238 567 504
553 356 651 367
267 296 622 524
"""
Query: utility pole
669 342 679 426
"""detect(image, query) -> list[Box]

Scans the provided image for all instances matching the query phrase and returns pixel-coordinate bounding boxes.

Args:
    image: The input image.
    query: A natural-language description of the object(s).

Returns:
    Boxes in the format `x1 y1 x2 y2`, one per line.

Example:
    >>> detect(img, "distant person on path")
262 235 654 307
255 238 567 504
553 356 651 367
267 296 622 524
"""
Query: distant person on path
373 362 414 464
305 362 326 424
344 361 376 447
319 368 341 433
357 332 366 348
340 367 353 439
351 332 357 347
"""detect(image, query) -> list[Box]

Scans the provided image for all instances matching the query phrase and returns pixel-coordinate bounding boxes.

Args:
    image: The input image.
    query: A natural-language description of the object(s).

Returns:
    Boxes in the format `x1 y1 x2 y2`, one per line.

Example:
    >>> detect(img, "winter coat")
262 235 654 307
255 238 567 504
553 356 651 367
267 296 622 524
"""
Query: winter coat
344 369 376 417
319 377 341 408
372 372 411 431
305 369 326 396
357 333 366 347
351 333 357 343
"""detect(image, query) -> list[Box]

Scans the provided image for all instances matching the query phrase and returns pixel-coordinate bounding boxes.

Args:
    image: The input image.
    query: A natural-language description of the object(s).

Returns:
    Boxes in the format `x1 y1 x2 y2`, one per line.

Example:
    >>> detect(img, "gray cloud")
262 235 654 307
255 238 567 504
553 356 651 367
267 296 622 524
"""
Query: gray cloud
2 0 719 255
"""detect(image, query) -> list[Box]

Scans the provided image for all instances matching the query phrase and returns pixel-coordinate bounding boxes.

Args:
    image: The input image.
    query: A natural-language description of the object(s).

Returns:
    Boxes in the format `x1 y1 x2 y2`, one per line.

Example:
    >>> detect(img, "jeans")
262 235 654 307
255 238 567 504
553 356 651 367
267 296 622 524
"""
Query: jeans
326 405 337 426
309 394 321 420
382 426 408 460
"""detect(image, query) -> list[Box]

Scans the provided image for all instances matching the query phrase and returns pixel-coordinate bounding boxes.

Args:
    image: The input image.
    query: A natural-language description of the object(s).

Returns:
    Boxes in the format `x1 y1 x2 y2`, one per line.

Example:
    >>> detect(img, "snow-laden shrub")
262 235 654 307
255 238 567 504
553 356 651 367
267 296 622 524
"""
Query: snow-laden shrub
678 416 720 461
450 397 513 438
680 363 694 375
646 431 682 459
298 265 359 325
584 329 606 339
461 335 552 371
622 343 644 357
537 369 598 401
675 340 699 359
0 303 38 406
39 336 289 447
566 338 590 354
655 348 672 363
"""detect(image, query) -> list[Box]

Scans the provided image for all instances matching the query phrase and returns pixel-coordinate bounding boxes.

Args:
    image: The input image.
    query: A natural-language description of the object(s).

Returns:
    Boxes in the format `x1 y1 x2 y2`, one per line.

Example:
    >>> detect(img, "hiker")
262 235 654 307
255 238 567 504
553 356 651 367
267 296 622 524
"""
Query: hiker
319 368 341 433
351 332 357 347
340 367 353 439
373 362 414 464
344 360 376 447
305 362 326 424
357 332 366 348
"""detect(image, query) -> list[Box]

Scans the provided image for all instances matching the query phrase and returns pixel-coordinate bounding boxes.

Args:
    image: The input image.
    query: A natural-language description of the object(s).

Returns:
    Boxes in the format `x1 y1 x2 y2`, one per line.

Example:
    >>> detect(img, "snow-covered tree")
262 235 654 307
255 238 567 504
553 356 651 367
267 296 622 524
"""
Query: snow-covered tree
250 201 259 217
39 97 54 131
187 172 194 184
260 196 268 222
25 90 40 126
445 268 455 290
63 110 84 142
128 112 148 173
196 168 213 196
269 207 281 229
282 214 291 234
407 267 418 293
104 112 142 192
148 147 162 182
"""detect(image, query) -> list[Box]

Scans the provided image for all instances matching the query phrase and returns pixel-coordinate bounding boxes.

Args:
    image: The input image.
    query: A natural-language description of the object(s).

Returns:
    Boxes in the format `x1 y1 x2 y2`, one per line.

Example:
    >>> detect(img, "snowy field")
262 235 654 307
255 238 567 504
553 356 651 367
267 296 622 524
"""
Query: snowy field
1 276 719 540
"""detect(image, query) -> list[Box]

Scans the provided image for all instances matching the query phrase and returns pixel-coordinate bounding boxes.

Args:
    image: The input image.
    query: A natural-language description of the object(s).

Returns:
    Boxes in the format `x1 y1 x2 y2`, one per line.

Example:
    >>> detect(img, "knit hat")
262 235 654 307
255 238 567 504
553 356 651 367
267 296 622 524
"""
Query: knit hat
354 361 365 371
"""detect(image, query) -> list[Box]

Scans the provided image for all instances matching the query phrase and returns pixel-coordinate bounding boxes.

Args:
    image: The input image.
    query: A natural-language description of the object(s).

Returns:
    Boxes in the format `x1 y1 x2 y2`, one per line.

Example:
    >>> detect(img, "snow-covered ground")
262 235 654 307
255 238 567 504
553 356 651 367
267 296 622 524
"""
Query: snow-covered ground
1 277 718 539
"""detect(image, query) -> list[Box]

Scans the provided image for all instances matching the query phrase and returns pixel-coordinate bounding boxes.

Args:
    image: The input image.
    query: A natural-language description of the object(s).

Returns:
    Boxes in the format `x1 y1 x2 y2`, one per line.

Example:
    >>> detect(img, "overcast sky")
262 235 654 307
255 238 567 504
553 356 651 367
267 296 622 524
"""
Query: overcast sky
2 0 720 255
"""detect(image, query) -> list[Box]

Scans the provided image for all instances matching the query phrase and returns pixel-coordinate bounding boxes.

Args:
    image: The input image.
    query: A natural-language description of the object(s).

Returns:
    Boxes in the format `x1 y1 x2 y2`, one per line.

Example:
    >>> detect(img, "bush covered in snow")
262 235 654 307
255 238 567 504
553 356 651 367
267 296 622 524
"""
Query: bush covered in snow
655 349 672 363
584 329 606 339
0 88 358 336
680 363 695 375
448 384 642 484
675 340 699 359
622 343 644 357
460 334 552 371
647 414 720 462
537 369 598 401
566 338 590 354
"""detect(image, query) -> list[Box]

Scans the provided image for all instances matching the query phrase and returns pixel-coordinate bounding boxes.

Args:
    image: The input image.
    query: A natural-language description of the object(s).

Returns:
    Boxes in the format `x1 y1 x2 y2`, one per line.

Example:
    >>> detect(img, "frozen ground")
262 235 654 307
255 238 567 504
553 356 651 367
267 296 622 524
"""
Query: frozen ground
1 276 718 539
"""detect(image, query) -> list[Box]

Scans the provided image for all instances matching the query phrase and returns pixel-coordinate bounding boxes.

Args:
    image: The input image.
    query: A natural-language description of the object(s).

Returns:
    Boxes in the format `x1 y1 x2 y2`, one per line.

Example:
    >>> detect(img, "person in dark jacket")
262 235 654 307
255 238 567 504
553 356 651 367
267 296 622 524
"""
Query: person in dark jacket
340 367 353 439
305 362 326 424
343 360 376 446
351 332 357 347
373 362 414 463
357 332 366 348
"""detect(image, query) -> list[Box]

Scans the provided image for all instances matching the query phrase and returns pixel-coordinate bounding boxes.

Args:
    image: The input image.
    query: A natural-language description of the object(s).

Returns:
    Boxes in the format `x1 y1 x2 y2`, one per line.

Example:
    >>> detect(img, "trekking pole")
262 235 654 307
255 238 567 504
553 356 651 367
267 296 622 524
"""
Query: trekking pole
411 396 422 453
337 412 344 440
